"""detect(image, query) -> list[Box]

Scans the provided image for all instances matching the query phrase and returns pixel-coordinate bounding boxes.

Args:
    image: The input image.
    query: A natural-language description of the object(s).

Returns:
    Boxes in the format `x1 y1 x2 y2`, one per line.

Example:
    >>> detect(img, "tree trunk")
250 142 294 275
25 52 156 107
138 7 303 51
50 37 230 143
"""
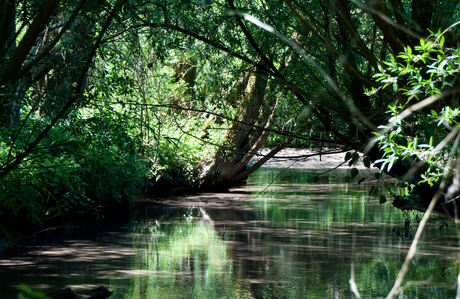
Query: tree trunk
198 65 276 190
370 0 405 54
411 0 435 36
0 0 18 127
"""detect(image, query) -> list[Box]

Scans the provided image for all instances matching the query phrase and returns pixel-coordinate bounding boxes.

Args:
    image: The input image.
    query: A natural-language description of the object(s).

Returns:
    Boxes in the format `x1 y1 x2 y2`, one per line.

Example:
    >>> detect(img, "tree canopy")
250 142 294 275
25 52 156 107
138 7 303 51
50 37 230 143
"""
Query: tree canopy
0 0 458 240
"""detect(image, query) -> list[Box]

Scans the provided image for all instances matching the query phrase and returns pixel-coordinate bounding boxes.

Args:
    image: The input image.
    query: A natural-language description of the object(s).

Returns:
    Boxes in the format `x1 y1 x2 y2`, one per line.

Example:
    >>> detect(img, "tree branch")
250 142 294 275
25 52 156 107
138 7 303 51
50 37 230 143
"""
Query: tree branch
0 0 61 86
18 0 88 80
334 0 379 69
0 0 125 180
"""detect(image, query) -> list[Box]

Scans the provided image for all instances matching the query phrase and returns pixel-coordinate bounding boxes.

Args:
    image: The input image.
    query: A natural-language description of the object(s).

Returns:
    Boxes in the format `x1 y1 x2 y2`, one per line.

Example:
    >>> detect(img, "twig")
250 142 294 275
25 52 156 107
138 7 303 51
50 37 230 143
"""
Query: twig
457 257 460 299
386 144 458 298
349 262 362 299
364 88 460 155
349 231 362 298
253 155 307 199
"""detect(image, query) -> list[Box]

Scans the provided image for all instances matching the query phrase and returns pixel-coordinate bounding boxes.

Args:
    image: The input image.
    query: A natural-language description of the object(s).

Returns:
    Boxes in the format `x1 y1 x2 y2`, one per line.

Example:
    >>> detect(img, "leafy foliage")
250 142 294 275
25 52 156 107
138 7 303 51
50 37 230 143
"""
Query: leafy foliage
0 0 459 239
369 32 459 186
0 110 147 230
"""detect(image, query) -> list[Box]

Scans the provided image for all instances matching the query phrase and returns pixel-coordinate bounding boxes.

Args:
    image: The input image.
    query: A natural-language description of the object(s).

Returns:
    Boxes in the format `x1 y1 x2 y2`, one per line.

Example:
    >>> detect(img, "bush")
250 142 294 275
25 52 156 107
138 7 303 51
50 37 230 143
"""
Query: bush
0 112 148 234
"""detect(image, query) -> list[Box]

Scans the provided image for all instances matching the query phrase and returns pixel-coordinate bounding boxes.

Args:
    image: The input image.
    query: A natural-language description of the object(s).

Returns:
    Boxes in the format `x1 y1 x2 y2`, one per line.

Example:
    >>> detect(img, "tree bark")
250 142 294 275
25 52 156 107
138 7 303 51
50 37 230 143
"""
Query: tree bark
411 0 435 36
198 66 274 190
370 0 405 54
0 0 125 180
0 0 16 58
335 0 379 70
0 0 61 86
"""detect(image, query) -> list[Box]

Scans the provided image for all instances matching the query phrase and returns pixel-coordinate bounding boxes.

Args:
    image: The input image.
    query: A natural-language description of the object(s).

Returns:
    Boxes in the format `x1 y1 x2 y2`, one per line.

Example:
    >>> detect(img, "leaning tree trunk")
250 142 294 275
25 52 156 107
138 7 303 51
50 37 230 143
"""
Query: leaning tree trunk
198 65 280 190
0 0 61 128
0 0 124 181
0 0 18 127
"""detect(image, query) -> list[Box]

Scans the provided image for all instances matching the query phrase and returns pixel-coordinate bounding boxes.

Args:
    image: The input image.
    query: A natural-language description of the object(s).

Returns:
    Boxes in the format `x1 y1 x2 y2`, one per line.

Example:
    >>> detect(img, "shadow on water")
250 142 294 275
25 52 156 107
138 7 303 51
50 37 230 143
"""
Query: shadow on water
0 168 458 298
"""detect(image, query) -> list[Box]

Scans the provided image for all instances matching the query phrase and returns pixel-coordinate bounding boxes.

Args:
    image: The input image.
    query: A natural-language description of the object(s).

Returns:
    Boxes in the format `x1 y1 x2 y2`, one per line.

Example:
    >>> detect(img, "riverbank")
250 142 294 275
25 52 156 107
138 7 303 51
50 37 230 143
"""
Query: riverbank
0 148 379 256
0 200 133 256
250 148 371 170
1 167 457 299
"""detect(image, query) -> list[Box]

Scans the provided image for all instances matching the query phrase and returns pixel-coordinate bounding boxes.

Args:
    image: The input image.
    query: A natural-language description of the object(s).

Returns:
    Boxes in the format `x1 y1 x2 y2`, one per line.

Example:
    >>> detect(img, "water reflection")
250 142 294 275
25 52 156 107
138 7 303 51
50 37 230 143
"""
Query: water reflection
0 169 458 298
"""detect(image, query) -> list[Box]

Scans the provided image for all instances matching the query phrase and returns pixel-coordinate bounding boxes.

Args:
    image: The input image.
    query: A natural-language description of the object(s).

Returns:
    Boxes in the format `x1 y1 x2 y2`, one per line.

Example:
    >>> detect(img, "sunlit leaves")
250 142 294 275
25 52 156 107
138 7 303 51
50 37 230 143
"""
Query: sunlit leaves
371 31 459 183
373 34 459 105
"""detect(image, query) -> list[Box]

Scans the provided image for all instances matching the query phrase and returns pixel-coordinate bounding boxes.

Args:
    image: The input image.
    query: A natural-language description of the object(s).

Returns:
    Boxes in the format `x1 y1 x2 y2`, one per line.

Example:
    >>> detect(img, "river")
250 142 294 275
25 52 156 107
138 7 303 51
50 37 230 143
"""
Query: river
0 152 459 298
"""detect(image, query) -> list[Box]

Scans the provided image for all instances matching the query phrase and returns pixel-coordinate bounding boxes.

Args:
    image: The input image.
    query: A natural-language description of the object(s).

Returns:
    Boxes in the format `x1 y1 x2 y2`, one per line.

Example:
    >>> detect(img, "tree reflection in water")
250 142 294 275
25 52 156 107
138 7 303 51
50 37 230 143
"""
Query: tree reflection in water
120 169 458 299
0 169 457 298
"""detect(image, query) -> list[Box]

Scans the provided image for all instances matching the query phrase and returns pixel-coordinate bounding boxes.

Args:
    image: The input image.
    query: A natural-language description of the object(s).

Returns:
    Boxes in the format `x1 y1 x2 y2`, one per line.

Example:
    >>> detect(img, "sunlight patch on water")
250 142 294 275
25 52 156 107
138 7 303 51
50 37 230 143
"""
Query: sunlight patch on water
0 168 458 298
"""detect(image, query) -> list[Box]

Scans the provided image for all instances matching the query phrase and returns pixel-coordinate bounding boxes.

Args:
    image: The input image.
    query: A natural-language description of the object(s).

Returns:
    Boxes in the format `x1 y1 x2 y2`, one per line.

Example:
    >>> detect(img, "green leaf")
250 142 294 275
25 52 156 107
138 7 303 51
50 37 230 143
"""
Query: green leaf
387 156 396 171
349 152 359 166
363 156 371 168
379 195 387 204
350 168 359 179
17 284 47 299
438 60 447 71
390 55 396 65
406 45 412 55
345 152 352 162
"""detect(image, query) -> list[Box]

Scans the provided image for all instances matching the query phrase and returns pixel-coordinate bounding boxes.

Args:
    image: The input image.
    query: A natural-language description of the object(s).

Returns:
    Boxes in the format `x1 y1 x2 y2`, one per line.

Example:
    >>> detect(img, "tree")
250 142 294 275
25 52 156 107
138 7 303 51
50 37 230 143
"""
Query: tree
370 33 459 215
137 0 459 207
0 0 458 237
0 0 125 180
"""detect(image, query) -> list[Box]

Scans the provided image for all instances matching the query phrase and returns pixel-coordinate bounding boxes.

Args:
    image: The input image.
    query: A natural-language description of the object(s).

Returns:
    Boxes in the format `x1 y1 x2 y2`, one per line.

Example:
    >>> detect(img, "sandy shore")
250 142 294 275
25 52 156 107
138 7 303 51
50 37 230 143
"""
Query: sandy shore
250 148 372 170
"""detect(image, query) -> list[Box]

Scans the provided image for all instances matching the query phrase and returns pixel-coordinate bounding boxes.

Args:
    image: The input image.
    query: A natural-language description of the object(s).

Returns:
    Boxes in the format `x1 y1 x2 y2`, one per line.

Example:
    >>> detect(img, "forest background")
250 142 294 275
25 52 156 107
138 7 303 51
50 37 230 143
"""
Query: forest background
0 0 458 251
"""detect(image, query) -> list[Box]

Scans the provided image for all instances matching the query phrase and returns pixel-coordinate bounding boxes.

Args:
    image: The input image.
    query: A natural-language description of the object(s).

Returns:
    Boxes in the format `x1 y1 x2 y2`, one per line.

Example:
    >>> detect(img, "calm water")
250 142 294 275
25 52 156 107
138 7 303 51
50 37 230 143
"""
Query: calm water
1 169 459 298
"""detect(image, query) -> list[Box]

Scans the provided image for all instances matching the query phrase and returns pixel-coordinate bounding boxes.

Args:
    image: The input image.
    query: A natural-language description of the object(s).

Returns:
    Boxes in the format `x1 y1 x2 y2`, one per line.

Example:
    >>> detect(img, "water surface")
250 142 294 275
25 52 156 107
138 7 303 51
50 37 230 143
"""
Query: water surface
0 168 458 298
